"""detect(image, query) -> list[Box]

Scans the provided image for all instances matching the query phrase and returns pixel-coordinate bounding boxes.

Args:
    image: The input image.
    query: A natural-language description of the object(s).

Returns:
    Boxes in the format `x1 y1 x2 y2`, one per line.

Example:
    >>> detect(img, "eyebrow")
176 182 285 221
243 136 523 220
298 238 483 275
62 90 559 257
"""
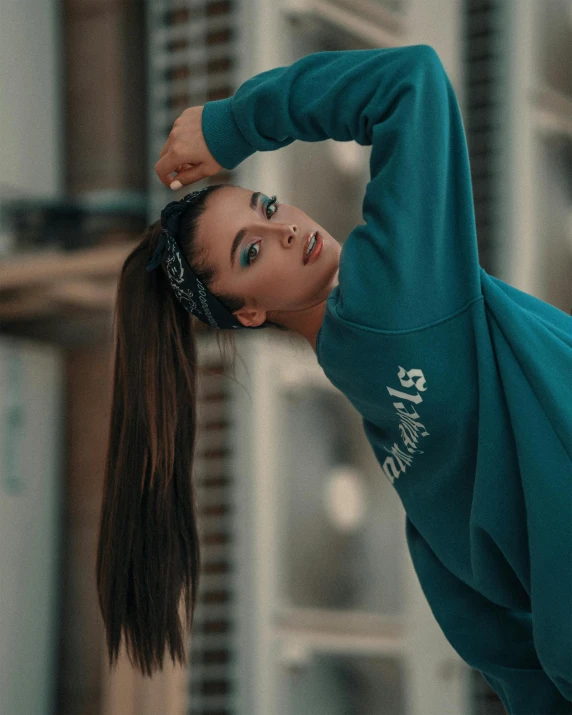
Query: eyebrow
230 191 262 268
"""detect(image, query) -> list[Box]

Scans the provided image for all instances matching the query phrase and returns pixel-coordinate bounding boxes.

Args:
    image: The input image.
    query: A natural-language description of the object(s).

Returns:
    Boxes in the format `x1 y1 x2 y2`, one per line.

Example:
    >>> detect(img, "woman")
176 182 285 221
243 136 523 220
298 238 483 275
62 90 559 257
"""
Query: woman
96 45 572 713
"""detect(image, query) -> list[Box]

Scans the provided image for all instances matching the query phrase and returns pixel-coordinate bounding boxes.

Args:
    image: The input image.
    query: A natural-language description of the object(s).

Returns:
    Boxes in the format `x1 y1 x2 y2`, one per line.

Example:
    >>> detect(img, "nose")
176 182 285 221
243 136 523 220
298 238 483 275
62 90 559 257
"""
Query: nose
277 222 298 248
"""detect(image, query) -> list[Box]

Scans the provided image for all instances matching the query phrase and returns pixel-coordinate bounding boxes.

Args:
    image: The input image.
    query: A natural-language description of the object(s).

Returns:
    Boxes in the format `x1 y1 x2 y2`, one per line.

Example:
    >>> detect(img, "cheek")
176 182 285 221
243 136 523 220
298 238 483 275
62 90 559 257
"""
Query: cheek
259 269 293 297
251 264 299 304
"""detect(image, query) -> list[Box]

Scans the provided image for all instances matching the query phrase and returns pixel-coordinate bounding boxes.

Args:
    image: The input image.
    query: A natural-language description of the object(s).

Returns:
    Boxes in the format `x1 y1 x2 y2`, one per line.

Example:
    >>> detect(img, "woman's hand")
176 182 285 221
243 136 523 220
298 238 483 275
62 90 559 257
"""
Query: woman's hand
154 105 224 190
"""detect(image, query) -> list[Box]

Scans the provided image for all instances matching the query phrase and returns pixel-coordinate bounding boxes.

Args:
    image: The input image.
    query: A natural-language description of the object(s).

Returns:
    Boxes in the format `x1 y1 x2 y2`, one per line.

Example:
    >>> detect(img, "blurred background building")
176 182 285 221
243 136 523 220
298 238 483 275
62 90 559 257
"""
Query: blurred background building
0 0 571 713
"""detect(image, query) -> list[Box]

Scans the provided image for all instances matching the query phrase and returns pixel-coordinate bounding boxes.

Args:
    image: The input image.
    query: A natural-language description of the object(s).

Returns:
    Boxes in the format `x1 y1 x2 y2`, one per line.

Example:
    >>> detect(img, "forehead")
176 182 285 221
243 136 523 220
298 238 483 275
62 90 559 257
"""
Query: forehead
205 184 250 220
197 184 252 267
199 185 248 239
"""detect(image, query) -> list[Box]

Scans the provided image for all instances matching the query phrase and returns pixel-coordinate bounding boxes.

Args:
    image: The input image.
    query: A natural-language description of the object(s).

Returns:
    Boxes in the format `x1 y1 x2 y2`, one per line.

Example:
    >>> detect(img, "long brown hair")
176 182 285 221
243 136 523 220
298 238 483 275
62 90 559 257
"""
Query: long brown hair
96 183 286 678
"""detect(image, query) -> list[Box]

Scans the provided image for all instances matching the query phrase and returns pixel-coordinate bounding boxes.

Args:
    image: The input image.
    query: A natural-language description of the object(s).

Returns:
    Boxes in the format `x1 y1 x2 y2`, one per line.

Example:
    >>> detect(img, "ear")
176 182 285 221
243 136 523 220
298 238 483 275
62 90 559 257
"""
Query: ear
234 306 267 328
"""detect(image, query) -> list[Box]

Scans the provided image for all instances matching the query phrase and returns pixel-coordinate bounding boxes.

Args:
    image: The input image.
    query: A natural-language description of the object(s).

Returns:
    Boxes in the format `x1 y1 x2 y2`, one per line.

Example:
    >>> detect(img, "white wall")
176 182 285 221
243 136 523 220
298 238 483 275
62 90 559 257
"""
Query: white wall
0 0 63 202
0 337 64 715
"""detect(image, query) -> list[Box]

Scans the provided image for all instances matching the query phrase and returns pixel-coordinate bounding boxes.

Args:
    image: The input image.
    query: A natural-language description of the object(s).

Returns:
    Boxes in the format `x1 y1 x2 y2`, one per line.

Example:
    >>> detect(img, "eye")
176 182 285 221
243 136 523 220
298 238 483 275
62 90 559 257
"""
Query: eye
242 196 281 267
244 241 260 266
265 195 279 219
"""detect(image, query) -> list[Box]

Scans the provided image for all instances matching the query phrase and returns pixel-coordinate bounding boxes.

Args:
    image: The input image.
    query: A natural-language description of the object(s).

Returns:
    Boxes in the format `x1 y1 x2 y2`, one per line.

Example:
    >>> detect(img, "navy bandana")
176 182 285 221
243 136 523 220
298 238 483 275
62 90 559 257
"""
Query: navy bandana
146 188 265 330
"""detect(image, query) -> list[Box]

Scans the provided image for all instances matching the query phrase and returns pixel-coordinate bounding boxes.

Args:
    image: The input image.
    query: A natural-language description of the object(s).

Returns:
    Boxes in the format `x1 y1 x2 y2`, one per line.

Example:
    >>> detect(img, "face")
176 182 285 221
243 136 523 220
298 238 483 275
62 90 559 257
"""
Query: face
196 185 341 329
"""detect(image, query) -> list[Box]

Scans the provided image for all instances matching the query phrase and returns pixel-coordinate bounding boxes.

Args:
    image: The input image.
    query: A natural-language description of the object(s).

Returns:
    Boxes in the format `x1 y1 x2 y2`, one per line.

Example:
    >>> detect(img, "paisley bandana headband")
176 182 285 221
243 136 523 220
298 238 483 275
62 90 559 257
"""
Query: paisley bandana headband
146 188 265 330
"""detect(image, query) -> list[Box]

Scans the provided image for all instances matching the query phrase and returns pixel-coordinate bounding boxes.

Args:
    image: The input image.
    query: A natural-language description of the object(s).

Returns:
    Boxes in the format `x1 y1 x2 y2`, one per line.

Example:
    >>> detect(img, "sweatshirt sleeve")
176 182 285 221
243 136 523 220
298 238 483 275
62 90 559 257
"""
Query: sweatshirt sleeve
405 518 572 715
201 44 482 331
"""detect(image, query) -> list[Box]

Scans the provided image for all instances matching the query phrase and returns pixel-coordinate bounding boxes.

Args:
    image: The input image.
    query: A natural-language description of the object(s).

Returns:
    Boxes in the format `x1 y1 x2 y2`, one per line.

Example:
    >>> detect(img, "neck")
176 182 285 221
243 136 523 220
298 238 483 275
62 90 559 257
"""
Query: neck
271 271 338 353
280 299 328 352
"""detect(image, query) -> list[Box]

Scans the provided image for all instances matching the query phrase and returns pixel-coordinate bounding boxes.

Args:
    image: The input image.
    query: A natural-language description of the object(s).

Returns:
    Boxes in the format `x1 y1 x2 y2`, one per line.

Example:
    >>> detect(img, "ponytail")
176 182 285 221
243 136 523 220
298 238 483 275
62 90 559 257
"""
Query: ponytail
96 185 220 677
96 183 288 677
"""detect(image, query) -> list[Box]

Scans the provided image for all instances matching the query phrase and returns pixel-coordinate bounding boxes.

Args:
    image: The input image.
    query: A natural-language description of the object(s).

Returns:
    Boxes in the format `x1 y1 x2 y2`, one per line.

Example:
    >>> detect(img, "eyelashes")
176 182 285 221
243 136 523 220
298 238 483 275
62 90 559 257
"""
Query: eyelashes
242 195 280 267
264 195 279 219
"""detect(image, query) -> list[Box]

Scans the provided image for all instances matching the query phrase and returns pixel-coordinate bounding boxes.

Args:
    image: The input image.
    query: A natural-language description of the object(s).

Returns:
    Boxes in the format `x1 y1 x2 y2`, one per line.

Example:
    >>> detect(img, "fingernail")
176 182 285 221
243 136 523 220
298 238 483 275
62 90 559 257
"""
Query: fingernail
170 180 182 190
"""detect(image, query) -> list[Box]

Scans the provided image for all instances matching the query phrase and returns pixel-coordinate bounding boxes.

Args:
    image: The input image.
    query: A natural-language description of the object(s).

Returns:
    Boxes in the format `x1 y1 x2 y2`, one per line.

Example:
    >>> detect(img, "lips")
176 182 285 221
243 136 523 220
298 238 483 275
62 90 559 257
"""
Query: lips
303 231 317 265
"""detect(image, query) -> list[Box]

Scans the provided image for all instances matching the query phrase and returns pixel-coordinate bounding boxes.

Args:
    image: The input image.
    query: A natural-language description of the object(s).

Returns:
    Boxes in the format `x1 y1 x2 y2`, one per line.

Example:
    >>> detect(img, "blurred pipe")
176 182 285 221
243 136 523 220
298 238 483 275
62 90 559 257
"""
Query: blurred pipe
0 242 137 290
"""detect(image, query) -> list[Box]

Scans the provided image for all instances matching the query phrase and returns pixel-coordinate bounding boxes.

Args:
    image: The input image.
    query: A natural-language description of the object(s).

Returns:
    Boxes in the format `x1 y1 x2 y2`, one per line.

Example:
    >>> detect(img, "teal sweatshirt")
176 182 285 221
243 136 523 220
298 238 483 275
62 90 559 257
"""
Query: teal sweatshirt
201 45 572 713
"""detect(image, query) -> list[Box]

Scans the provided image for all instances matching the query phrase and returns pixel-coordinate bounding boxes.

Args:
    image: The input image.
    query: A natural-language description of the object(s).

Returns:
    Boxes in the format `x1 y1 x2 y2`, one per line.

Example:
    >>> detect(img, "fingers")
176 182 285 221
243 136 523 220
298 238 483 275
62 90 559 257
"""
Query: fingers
169 166 204 190
154 153 188 188
172 162 193 178
154 157 172 188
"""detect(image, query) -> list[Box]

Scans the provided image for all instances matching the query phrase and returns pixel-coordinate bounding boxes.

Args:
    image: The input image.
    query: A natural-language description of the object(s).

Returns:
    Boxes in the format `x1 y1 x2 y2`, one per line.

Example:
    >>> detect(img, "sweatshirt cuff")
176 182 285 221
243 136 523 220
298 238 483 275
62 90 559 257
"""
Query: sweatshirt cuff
202 98 256 171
